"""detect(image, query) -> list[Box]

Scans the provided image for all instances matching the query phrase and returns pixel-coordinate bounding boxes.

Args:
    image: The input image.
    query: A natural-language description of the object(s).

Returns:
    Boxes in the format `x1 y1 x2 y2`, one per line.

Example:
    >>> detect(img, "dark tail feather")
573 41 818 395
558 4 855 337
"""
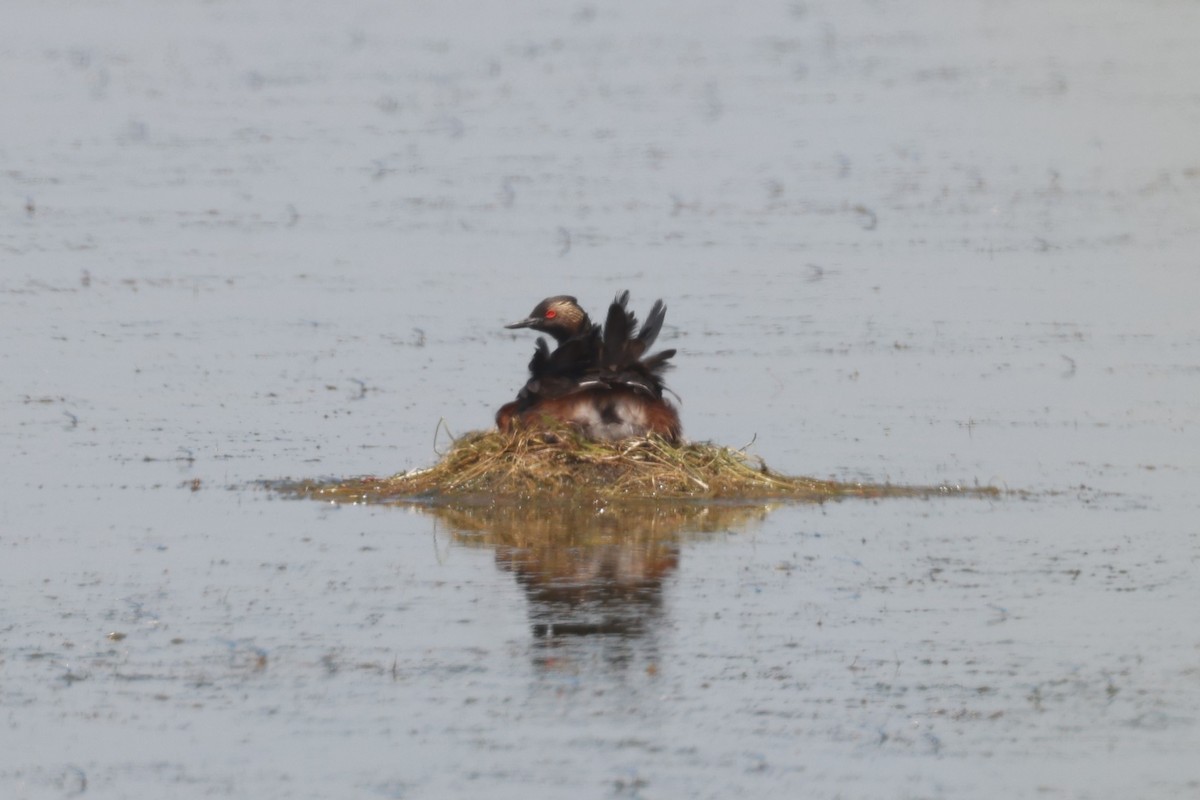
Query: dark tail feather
640 348 676 375
603 292 635 366
637 300 666 351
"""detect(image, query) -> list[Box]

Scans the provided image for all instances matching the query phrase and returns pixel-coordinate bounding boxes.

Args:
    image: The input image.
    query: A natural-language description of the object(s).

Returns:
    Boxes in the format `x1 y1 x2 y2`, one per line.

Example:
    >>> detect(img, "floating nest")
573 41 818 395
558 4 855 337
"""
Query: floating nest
272 427 999 505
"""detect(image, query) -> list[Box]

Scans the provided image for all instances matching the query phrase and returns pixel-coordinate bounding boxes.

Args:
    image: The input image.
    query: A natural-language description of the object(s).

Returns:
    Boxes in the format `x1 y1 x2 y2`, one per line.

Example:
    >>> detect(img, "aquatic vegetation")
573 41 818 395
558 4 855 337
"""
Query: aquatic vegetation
273 427 999 505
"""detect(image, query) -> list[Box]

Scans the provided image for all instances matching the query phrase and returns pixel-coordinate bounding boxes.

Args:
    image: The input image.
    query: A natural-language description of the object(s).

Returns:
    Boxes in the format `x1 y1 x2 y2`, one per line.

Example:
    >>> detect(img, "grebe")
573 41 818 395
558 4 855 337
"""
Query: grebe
497 291 681 442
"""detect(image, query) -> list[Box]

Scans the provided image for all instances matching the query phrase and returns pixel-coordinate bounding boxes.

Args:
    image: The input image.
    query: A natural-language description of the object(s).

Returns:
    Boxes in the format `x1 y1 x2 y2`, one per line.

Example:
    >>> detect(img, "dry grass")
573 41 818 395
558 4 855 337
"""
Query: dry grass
271 426 1000 505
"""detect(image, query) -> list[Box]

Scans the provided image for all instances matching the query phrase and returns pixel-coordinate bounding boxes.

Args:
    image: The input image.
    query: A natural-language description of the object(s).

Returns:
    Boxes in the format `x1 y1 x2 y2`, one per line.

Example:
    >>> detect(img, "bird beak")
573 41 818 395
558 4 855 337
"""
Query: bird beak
505 317 537 330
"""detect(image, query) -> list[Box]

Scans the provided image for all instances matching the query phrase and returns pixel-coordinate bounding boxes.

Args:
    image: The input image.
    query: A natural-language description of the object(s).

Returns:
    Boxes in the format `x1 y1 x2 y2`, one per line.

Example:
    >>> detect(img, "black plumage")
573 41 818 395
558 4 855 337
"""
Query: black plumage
497 291 681 441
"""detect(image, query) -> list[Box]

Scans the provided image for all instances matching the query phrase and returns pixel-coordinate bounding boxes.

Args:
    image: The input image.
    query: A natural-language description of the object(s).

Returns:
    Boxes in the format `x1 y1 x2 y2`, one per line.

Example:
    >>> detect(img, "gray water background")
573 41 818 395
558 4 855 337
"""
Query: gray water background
3 1 1199 798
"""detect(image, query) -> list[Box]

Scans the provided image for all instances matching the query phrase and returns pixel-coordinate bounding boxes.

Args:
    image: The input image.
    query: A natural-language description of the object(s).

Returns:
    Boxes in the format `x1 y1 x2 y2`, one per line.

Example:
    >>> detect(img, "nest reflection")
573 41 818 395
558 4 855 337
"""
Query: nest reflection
428 501 769 643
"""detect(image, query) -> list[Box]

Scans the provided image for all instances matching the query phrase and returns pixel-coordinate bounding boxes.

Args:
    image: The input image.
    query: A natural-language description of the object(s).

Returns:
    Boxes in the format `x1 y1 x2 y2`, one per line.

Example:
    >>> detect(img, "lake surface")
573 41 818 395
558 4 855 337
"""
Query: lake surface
3 1 1199 798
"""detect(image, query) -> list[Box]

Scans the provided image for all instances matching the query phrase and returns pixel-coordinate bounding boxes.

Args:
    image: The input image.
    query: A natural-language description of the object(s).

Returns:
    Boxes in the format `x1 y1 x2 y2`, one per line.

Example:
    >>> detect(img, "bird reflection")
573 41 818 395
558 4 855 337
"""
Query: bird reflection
498 535 678 640
421 502 769 659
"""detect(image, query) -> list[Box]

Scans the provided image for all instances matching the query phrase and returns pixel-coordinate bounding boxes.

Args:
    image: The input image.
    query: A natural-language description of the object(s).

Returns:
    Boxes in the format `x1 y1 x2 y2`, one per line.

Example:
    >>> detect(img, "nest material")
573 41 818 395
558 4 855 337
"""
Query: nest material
275 427 999 505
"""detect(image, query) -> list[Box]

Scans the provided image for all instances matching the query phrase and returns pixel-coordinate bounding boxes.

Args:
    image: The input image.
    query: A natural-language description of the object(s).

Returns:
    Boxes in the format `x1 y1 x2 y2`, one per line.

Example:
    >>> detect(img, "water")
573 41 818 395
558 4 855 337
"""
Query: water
3 1 1199 797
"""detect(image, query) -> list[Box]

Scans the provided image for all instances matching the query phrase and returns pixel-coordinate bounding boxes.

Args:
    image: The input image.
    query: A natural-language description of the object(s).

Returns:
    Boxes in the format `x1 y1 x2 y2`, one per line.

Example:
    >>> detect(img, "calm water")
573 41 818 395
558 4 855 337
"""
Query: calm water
3 1 1199 798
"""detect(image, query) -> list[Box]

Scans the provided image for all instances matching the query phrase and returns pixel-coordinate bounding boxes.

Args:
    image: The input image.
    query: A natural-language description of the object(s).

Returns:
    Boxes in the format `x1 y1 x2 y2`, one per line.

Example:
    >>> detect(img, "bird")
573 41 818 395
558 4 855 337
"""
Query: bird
496 291 681 443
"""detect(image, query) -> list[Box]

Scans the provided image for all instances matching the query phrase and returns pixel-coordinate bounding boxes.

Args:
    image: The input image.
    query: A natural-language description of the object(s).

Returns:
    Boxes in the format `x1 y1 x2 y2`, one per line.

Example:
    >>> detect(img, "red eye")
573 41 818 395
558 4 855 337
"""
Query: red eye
544 310 557 319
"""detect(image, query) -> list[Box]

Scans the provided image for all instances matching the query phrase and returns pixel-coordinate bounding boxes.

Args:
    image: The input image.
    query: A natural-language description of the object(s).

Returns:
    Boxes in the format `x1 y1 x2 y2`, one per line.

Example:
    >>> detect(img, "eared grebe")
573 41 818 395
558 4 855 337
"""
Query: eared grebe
497 291 681 442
